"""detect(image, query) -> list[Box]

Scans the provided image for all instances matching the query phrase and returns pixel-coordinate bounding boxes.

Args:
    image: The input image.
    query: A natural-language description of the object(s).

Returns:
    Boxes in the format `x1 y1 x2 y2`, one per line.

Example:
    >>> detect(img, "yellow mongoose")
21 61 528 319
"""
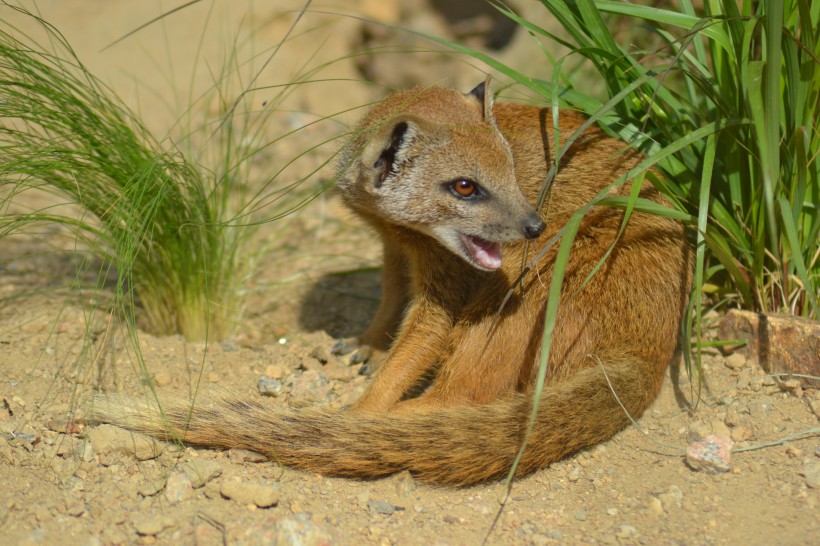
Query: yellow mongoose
94 81 692 486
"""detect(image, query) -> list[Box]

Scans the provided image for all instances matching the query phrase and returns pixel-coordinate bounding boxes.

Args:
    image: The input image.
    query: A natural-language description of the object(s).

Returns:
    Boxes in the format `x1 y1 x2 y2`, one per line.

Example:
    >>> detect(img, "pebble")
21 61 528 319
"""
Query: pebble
615 525 638 539
220 480 280 508
228 448 268 463
272 514 334 546
747 399 772 418
134 515 176 536
724 352 746 370
264 364 286 380
574 510 588 521
64 501 85 517
258 376 283 396
658 486 683 510
368 500 400 516
182 458 223 488
647 496 664 515
152 371 172 387
88 424 163 463
686 435 734 473
138 479 166 497
164 471 193 503
730 422 754 442
803 461 820 489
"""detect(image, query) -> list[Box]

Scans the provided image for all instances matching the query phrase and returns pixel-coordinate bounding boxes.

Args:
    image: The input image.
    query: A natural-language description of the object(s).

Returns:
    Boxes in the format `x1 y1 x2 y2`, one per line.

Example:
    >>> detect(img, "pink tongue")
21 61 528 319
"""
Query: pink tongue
463 235 502 270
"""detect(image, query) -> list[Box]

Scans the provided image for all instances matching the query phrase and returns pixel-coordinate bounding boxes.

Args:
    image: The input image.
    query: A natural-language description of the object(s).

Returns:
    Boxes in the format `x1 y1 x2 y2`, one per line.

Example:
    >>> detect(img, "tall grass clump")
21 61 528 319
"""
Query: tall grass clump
0 12 270 341
497 0 818 321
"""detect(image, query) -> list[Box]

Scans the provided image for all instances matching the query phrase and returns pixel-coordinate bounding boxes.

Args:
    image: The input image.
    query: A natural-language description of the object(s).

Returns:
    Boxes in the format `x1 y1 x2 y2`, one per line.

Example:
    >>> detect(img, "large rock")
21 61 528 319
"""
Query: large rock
719 310 819 386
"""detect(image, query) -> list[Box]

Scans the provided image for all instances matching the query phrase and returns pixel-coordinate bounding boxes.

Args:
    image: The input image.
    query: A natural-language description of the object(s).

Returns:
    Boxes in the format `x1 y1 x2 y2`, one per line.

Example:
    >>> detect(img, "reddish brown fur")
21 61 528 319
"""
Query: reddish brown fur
94 84 692 486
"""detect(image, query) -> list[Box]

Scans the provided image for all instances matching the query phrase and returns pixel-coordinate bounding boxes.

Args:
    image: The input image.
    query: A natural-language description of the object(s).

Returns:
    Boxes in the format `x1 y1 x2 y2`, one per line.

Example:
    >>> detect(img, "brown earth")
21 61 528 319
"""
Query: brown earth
1 2 818 545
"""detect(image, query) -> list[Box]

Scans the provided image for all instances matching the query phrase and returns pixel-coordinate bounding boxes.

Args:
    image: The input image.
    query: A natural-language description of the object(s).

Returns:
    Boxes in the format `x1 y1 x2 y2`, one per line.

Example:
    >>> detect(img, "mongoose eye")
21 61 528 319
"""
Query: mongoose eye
451 179 477 198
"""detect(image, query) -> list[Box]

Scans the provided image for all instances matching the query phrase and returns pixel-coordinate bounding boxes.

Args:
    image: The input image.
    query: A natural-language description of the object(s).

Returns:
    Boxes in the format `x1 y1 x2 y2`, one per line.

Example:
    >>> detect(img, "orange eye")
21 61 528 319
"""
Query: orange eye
452 179 476 197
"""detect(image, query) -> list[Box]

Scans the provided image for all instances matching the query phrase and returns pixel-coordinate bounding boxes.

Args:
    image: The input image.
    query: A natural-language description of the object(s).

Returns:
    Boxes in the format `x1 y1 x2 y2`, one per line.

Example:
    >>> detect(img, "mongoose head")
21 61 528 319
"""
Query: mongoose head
337 80 545 271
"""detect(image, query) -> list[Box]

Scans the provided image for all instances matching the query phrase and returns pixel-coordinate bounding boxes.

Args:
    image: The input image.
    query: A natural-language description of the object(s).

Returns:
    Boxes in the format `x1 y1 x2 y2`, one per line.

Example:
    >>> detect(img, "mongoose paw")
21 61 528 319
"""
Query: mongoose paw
331 337 373 365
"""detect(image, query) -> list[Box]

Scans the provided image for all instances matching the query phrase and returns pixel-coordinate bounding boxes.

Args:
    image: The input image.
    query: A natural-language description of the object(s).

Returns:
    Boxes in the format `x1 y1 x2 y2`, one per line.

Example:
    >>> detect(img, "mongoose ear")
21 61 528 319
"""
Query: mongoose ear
468 75 494 122
372 120 413 188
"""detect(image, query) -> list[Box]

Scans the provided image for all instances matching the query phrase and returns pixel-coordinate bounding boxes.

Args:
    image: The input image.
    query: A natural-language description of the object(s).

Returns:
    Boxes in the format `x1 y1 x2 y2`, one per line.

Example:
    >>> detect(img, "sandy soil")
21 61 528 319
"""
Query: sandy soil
1 2 818 545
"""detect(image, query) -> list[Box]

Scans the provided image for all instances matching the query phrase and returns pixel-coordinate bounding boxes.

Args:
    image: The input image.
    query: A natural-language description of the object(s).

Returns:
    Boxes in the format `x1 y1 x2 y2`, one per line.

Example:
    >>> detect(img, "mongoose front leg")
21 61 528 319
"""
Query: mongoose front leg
350 299 451 412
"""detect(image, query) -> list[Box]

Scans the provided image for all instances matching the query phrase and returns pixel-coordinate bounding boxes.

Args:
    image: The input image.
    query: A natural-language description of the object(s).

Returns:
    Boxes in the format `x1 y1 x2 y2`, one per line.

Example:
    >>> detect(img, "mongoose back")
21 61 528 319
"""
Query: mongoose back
94 81 692 486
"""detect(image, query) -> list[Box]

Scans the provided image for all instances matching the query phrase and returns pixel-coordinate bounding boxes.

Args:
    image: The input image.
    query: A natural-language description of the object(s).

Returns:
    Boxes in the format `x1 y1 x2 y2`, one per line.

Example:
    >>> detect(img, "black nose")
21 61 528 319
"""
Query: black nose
523 214 546 239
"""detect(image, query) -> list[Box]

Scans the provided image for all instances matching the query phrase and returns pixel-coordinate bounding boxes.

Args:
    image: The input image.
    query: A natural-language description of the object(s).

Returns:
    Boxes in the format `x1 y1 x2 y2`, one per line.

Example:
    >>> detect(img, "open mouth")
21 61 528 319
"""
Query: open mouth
459 233 503 270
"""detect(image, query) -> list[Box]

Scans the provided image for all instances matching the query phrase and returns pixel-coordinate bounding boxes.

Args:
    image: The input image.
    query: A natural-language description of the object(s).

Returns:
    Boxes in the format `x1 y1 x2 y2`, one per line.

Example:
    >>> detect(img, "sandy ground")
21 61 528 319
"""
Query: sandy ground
1 2 818 545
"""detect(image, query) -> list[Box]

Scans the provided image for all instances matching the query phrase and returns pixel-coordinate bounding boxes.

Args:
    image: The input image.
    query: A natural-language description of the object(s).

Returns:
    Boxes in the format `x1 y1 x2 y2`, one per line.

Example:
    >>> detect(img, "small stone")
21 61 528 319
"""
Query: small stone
152 371 172 387
263 364 286 380
88 424 163 463
134 515 175 536
258 376 283 396
724 353 746 370
227 448 268 463
220 481 279 508
606 508 618 516
747 399 772 418
389 470 417 497
658 486 683 511
786 446 803 459
686 435 734 473
65 502 85 517
803 461 820 489
368 500 402 516
574 510 588 521
615 525 638 539
810 400 820 417
164 471 193 503
272 514 333 546
207 373 220 383
138 479 166 497
730 422 753 442
221 341 237 352
183 459 223 488
647 496 664 515
567 467 580 482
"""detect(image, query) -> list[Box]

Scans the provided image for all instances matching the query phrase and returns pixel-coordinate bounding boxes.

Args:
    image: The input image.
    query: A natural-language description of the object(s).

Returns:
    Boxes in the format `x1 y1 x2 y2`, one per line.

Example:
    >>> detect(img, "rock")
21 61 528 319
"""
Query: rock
368 500 402 516
263 364 286 380
248 514 334 546
134 514 176 536
803 461 820 489
574 510 588 521
138 479 166 497
658 486 683 511
228 448 268 463
729 422 754 442
747 398 772 418
718 310 819 386
183 458 222 488
616 525 639 539
724 352 747 370
64 501 85 517
647 496 664 515
258 376 283 397
220 481 280 508
164 471 193 503
88 424 163 464
686 435 734 473
152 371 172 387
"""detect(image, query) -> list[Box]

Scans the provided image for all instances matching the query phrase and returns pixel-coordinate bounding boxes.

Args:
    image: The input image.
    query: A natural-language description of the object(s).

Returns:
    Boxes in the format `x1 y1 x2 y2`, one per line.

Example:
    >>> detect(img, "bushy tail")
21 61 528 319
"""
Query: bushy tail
92 358 659 486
